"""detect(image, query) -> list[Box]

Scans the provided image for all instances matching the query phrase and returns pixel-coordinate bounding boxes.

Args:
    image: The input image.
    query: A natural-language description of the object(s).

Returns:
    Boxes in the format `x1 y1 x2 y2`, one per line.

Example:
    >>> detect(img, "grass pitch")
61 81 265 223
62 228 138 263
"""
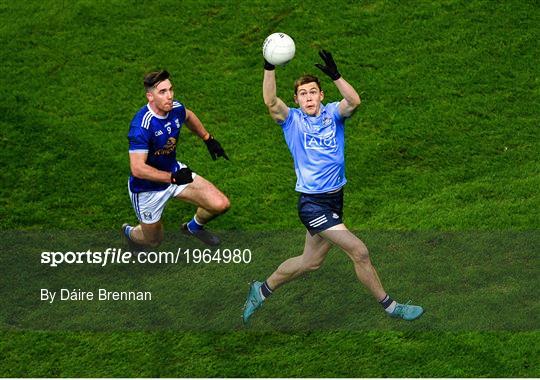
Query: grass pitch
0 0 538 377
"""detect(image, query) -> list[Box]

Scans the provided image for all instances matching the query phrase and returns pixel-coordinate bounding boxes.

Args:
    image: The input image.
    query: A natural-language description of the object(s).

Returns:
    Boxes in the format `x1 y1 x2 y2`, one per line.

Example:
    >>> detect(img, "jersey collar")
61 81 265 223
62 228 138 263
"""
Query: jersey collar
146 103 168 119
301 103 327 119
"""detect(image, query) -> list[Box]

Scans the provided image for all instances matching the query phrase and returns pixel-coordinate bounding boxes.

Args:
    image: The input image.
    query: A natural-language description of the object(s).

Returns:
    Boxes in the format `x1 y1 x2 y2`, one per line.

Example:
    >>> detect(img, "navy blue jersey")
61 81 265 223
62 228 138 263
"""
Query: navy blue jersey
128 101 187 193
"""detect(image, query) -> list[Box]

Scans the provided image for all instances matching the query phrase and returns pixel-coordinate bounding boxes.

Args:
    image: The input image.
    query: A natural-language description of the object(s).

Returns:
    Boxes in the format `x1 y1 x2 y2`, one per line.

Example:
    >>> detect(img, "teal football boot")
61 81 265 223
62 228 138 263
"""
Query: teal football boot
390 301 424 321
243 281 264 324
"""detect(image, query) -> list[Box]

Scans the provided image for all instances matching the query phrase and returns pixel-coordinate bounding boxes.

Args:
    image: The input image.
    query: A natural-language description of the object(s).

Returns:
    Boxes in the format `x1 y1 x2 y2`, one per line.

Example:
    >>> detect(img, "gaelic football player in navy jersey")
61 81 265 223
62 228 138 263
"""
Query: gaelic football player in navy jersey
123 70 229 248
243 51 424 323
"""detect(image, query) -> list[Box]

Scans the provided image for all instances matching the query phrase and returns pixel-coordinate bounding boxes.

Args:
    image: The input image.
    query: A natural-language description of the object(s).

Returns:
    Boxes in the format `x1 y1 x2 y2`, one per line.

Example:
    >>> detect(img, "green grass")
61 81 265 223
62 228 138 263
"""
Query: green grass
1 0 539 377
0 331 536 377
1 231 538 332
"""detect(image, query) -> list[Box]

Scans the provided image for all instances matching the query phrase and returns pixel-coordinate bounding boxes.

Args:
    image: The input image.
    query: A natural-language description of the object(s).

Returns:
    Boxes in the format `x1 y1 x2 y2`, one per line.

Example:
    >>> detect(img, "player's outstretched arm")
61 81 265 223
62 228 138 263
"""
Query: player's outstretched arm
263 60 289 123
185 109 228 160
335 77 361 118
315 50 361 118
185 109 211 140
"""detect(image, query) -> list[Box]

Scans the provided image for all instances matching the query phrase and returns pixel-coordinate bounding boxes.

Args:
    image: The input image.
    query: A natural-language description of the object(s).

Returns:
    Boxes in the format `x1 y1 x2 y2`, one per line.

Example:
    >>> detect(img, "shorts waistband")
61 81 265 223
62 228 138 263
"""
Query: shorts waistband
326 187 343 194
300 187 343 197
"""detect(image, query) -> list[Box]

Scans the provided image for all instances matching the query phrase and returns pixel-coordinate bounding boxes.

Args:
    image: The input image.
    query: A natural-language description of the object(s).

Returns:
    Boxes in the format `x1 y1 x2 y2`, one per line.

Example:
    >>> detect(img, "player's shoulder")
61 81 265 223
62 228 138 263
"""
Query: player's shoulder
324 101 340 113
287 107 303 120
277 106 298 127
172 100 187 119
324 101 344 120
172 100 185 109
130 105 155 131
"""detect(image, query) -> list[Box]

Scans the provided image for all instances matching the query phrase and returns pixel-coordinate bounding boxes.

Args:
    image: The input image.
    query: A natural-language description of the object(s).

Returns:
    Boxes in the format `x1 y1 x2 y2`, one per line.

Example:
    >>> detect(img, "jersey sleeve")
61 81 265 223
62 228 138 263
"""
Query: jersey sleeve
128 121 151 153
328 101 346 123
278 107 294 131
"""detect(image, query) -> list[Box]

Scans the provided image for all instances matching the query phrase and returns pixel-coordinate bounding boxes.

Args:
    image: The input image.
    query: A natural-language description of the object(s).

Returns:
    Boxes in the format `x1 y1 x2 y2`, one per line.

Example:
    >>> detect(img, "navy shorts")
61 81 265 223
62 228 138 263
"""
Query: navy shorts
298 188 344 235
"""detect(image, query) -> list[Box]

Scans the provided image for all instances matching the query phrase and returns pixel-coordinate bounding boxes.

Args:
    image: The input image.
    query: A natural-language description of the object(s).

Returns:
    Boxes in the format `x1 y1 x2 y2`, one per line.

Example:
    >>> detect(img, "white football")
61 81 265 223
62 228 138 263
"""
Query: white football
262 33 295 66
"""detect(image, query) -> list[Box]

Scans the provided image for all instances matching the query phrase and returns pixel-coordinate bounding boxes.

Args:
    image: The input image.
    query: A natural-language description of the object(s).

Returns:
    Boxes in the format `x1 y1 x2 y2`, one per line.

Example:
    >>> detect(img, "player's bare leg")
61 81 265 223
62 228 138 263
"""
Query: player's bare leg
176 175 230 245
176 175 230 222
319 224 386 301
123 220 164 250
243 232 331 324
266 231 332 290
320 224 424 320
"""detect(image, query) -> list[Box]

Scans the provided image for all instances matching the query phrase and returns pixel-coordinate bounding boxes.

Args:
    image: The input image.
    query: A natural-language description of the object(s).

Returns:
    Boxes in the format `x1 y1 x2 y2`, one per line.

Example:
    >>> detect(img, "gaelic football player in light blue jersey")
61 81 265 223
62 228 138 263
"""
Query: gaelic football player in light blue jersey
243 51 424 324
122 70 230 248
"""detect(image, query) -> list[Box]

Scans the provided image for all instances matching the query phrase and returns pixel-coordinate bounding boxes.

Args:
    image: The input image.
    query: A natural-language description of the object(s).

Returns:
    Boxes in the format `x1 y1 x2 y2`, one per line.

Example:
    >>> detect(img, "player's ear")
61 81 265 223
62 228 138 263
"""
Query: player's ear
294 94 298 104
320 90 324 101
146 91 153 103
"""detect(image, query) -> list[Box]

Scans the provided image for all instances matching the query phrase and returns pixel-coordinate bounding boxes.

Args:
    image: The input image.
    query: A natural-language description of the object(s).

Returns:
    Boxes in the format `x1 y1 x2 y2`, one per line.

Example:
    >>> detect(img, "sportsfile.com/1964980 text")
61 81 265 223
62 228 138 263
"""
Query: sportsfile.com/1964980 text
40 248 252 267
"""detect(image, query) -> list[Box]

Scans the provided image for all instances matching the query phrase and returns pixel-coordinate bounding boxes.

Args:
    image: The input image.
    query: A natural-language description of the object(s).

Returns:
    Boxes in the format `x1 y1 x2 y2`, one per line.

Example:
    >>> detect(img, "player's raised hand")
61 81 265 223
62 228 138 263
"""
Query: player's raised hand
205 135 229 160
264 58 275 71
315 50 341 81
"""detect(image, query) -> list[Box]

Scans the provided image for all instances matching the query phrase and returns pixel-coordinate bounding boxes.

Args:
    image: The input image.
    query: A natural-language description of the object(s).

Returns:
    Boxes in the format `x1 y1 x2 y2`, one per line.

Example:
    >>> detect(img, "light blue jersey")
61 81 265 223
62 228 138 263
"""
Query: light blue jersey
279 102 347 194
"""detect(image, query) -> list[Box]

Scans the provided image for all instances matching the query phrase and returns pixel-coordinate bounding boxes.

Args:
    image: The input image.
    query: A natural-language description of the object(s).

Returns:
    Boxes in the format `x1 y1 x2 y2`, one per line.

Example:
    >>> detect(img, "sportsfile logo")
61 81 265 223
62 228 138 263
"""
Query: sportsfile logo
40 248 252 267
303 129 337 151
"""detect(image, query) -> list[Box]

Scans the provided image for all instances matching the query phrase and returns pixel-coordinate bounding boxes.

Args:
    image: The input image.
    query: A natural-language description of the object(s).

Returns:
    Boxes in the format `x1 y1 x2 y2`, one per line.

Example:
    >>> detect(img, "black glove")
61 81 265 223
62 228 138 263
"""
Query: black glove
204 135 229 160
171 167 194 185
315 49 341 80
264 58 275 71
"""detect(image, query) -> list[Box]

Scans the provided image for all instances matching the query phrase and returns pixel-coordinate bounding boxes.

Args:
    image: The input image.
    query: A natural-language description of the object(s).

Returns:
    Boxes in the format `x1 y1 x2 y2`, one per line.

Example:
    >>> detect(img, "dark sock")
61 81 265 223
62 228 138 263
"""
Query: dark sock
379 294 395 310
260 281 273 298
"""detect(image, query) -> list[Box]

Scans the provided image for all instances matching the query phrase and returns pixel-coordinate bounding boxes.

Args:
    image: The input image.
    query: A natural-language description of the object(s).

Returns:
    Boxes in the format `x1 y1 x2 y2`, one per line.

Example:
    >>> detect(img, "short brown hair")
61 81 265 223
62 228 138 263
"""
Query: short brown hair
144 70 170 92
294 74 322 94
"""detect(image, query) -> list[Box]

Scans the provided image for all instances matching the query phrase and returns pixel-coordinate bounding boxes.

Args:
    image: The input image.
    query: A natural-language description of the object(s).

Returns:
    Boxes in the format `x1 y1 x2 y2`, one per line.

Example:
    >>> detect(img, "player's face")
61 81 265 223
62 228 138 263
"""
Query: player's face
147 79 174 116
295 82 324 116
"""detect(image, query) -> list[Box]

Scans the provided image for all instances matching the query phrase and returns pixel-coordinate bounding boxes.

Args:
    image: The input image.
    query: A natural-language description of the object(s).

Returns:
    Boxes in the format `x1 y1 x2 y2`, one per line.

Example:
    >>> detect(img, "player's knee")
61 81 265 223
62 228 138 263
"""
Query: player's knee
303 258 323 272
221 196 231 213
351 245 370 265
212 195 230 215
306 262 322 272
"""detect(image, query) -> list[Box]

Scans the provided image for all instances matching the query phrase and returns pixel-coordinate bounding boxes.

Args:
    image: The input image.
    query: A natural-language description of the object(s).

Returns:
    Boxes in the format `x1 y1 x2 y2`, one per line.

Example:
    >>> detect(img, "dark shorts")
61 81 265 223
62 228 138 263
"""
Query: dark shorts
298 188 344 235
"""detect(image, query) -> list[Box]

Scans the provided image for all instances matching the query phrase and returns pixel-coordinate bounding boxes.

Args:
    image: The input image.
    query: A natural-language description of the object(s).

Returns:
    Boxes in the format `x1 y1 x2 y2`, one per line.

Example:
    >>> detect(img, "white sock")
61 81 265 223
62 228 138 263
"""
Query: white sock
193 214 204 226
385 301 397 313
